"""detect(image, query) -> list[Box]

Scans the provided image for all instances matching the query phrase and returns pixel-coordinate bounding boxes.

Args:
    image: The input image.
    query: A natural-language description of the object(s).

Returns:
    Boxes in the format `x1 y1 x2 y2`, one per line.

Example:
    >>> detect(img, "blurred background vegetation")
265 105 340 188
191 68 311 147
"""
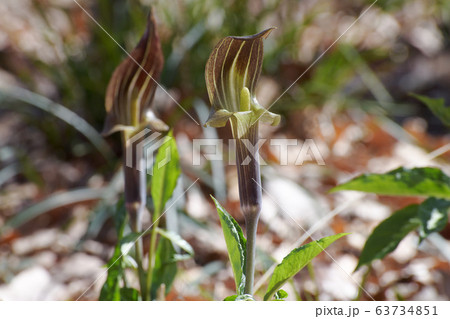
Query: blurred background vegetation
0 0 449 300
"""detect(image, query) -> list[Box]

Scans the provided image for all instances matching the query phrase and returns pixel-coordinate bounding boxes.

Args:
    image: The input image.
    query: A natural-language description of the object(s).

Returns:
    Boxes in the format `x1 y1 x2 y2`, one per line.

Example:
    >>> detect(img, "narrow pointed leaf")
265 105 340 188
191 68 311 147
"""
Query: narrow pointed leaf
0 86 113 159
330 167 450 198
120 232 141 256
357 197 449 270
150 236 177 299
99 244 122 301
156 228 194 256
151 131 181 217
411 93 450 127
264 233 348 301
1 187 106 235
103 10 165 135
211 196 247 295
356 205 421 270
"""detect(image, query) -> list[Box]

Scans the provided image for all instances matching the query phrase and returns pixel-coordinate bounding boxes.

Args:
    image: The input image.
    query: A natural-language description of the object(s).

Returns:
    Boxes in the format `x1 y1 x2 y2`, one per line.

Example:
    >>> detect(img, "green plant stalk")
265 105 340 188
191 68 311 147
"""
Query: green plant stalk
290 280 302 301
144 132 179 300
231 120 262 295
244 212 258 294
146 210 161 300
122 131 147 301
307 262 319 300
354 265 371 301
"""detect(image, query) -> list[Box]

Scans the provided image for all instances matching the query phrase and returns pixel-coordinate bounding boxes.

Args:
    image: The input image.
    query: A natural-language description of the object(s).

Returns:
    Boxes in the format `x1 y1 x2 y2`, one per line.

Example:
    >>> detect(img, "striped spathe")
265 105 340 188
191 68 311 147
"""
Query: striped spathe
103 10 166 136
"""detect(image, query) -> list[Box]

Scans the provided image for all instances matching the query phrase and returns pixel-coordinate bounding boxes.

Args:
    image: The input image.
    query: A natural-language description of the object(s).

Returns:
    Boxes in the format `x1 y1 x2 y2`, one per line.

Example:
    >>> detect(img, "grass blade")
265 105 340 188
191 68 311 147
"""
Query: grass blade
411 93 450 127
1 187 106 236
0 85 113 159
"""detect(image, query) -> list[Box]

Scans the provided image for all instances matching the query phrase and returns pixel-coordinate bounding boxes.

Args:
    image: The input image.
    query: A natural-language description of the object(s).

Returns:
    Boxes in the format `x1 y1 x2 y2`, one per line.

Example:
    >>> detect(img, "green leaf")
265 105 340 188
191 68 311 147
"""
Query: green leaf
224 295 237 301
99 203 127 301
223 294 255 301
99 243 122 301
418 197 450 242
112 199 127 234
156 228 194 257
120 287 139 301
99 256 121 300
357 197 450 270
151 131 181 217
356 205 421 270
411 93 450 127
264 233 348 301
274 289 288 300
120 232 141 256
210 196 247 295
122 255 138 269
151 236 178 299
331 167 450 198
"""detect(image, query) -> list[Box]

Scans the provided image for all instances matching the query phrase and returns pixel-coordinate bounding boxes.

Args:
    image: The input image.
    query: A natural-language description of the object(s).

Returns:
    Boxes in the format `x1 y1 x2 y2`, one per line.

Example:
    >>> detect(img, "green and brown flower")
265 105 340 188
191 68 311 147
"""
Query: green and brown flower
102 9 168 239
103 10 168 137
205 28 280 218
205 29 280 295
204 28 280 130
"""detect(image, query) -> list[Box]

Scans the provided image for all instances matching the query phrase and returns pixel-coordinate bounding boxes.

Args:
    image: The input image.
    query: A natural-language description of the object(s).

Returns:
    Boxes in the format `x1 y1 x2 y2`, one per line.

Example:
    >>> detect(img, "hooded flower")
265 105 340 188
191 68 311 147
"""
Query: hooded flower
205 29 280 220
204 28 280 130
102 10 168 238
205 29 281 296
102 10 168 136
